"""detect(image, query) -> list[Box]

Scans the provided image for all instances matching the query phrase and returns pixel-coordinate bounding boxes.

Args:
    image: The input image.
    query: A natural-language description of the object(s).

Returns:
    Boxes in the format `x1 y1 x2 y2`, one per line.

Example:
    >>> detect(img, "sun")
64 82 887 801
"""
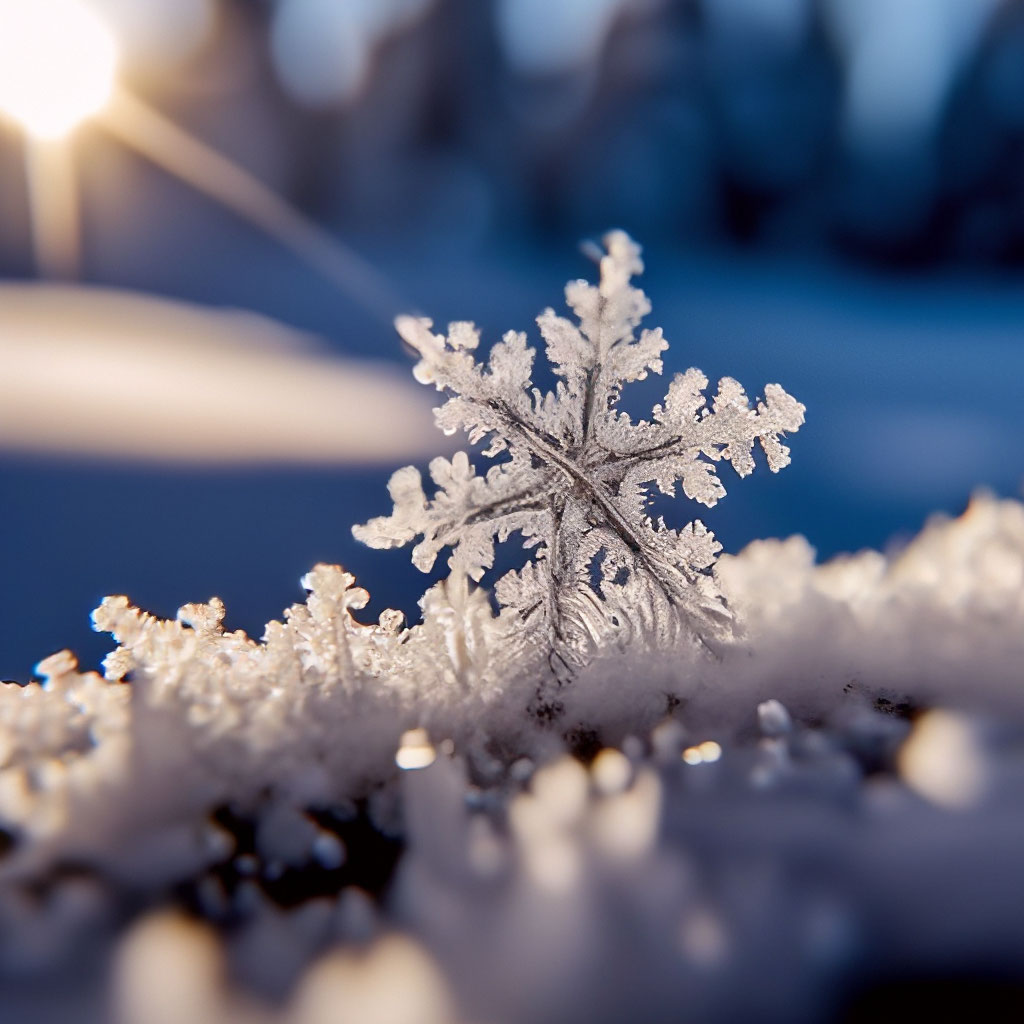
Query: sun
0 0 119 140
0 0 391 307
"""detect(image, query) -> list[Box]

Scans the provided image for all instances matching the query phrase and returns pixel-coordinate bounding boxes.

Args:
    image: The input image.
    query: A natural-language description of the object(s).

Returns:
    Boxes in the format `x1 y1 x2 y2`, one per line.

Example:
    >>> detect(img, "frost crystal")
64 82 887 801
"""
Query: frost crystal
355 232 805 682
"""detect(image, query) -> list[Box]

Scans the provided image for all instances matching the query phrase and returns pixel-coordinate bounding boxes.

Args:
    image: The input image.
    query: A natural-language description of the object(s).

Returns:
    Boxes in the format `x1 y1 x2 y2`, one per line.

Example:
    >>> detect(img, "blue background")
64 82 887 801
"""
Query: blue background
2 0 1023 680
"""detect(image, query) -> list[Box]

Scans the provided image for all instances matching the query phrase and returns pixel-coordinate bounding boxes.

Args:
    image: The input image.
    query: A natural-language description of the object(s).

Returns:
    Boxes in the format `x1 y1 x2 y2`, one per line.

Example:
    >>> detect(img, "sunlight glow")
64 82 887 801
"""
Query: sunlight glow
100 90 401 321
0 0 118 140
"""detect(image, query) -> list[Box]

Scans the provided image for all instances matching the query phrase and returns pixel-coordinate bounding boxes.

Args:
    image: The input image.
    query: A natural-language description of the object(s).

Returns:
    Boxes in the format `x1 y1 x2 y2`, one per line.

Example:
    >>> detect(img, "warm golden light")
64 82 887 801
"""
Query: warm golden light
591 748 632 795
0 0 118 140
395 729 436 770
683 741 722 765
898 710 985 809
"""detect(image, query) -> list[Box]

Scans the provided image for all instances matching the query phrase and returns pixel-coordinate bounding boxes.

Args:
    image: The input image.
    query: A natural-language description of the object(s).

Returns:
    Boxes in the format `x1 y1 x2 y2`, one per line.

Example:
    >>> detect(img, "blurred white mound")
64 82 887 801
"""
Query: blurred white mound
0 284 437 463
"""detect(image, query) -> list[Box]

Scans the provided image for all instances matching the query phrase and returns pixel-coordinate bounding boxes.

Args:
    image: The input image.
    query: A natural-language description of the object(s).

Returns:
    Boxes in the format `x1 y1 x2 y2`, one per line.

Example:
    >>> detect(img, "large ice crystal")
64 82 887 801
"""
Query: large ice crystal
355 232 804 685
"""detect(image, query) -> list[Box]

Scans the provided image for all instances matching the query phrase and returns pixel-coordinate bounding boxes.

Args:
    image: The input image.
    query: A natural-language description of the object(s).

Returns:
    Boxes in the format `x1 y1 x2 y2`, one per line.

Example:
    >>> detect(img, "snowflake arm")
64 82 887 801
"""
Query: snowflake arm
353 451 555 581
601 370 806 508
396 317 556 457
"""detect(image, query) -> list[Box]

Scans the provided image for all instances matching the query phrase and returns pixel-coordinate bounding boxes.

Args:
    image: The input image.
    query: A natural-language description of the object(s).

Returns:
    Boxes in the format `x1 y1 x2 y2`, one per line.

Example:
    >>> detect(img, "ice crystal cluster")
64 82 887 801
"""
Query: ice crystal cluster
355 232 804 688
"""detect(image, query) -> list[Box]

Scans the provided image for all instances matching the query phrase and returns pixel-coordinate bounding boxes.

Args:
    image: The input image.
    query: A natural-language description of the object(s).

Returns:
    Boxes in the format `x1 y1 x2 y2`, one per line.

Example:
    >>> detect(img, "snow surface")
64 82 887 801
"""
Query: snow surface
1 493 1023 1022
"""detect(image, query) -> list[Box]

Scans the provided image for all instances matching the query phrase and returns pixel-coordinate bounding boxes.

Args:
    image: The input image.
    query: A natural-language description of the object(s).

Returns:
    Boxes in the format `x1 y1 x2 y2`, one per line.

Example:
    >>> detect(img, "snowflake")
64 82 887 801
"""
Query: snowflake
355 232 805 682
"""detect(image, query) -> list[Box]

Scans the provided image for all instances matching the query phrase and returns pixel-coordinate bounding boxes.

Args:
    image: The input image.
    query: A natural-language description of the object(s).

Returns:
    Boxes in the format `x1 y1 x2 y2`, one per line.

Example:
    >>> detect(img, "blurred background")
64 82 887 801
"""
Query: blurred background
2 0 1024 680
